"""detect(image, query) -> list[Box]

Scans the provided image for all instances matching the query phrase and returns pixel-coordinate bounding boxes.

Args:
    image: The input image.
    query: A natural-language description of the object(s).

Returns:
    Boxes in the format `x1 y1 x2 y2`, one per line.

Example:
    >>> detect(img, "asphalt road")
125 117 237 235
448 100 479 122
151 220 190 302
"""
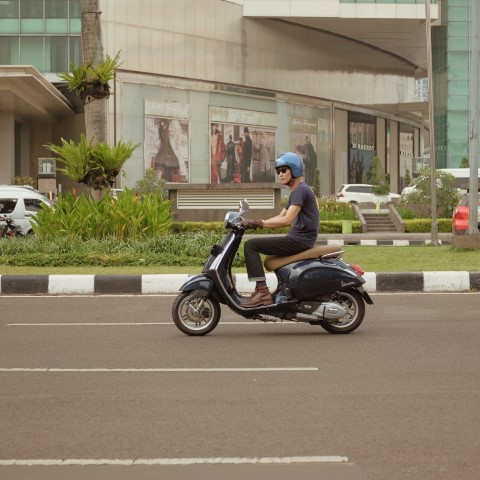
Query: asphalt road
0 293 479 480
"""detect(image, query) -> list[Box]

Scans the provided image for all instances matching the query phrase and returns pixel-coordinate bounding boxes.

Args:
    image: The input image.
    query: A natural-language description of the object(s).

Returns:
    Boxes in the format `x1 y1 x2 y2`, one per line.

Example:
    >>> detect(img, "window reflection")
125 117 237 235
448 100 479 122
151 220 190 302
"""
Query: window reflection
0 0 19 19
21 0 43 18
46 0 68 18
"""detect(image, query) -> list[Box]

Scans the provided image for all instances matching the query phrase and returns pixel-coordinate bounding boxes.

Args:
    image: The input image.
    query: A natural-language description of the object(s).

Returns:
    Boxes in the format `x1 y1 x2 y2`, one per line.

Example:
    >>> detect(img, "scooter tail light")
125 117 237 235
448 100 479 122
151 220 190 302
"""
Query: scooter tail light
350 264 365 275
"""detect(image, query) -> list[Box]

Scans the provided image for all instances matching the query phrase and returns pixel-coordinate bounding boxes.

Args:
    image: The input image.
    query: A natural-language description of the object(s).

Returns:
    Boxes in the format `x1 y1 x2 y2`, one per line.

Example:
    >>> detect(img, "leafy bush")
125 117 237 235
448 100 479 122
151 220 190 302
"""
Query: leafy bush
0 231 222 267
31 189 172 240
318 196 357 221
46 134 139 190
404 218 452 233
370 156 390 195
400 168 460 217
133 168 165 197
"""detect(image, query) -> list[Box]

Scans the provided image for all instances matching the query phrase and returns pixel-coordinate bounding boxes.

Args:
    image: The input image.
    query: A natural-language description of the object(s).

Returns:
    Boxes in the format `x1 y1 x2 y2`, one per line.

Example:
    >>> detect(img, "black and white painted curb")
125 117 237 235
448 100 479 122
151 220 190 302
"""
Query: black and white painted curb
0 272 479 295
316 239 450 246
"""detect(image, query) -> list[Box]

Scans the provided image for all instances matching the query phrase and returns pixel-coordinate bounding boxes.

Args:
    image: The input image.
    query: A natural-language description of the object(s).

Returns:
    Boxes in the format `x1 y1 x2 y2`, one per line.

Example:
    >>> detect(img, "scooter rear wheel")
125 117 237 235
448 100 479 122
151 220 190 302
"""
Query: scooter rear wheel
172 291 221 336
318 288 365 334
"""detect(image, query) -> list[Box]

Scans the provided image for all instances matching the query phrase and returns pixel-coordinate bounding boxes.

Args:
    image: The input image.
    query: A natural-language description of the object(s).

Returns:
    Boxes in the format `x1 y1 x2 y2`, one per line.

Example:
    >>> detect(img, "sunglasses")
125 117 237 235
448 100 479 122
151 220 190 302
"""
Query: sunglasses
276 167 289 175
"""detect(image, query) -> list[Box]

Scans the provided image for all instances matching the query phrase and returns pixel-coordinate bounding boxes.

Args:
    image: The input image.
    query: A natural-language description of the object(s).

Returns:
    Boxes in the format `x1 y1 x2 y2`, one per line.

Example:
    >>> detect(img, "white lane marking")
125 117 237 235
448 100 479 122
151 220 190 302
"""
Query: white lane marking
6 322 267 326
8 322 178 326
0 456 348 466
0 367 318 373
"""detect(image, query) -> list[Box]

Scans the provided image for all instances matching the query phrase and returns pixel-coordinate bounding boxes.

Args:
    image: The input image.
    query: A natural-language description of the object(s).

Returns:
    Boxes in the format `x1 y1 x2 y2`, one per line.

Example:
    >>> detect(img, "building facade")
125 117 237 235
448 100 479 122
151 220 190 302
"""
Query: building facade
4 0 470 219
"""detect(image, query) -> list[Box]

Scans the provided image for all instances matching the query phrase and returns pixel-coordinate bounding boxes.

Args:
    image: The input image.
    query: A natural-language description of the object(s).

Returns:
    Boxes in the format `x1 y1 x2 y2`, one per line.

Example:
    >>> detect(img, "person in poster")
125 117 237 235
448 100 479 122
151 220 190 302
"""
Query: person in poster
235 137 243 183
152 119 180 182
210 125 226 184
242 127 253 182
223 134 237 183
303 136 317 185
255 131 272 180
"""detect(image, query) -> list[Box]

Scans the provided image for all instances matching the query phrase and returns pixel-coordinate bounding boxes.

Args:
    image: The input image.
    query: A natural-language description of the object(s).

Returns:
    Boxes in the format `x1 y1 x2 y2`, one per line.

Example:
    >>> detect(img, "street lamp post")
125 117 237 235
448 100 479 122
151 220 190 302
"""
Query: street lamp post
469 0 480 235
425 0 438 245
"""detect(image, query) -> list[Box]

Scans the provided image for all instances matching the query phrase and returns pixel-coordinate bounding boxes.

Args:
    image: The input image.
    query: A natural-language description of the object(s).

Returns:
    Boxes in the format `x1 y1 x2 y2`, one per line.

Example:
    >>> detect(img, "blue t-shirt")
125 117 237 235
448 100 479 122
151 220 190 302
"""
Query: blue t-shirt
285 182 319 248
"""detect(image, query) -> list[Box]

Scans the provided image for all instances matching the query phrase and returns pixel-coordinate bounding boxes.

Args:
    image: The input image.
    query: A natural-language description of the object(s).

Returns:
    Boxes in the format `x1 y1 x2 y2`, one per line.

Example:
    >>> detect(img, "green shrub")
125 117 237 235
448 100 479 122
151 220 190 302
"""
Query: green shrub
318 196 356 221
31 189 172 240
404 218 452 233
400 168 460 217
0 231 222 267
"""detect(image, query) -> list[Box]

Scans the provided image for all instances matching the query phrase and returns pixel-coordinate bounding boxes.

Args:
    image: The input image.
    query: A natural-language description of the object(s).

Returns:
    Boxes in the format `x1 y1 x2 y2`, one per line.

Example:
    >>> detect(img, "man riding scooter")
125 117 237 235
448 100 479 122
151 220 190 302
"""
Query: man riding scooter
240 152 320 307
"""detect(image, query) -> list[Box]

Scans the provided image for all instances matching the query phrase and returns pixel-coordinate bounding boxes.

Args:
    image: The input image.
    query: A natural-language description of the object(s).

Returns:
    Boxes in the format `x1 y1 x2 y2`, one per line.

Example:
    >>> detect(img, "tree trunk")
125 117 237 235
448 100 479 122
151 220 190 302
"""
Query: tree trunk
80 0 107 200
80 0 107 148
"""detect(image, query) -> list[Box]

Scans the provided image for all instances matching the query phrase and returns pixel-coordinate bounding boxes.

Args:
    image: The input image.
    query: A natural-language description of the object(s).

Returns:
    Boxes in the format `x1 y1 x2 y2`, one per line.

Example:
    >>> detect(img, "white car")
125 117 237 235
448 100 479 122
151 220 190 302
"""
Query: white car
0 185 53 235
335 184 400 204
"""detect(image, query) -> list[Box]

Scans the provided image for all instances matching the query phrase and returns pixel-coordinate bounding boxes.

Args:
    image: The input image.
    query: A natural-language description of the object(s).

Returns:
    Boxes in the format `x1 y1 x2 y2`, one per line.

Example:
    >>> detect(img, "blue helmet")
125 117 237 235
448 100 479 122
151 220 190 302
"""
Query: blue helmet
275 152 304 178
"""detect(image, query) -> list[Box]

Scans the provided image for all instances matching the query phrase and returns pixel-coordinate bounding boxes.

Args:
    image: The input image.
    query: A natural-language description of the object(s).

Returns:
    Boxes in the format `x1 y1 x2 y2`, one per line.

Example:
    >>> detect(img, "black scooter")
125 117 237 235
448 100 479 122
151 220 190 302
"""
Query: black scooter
172 200 373 336
0 216 24 238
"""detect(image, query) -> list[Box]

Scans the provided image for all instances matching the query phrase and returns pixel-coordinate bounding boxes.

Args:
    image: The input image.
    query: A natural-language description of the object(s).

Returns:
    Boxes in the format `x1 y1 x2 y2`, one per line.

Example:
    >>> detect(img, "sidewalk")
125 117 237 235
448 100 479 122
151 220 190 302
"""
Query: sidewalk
0 233 479 295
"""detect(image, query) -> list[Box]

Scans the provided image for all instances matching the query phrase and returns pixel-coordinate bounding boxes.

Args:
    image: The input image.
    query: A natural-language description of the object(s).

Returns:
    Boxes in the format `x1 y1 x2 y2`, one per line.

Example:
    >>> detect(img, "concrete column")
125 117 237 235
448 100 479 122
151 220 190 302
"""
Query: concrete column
0 111 15 184
376 117 386 169
390 121 399 191
334 108 348 191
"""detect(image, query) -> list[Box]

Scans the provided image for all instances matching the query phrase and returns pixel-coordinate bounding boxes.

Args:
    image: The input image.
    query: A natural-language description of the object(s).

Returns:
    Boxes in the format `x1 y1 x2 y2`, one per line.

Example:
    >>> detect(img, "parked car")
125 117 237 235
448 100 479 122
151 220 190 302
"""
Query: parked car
335 184 400 204
452 194 480 235
0 185 53 235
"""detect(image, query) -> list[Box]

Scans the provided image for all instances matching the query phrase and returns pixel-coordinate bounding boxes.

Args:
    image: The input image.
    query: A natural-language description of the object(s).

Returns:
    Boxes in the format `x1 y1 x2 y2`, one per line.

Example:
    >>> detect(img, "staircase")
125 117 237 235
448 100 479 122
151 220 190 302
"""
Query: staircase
362 211 398 232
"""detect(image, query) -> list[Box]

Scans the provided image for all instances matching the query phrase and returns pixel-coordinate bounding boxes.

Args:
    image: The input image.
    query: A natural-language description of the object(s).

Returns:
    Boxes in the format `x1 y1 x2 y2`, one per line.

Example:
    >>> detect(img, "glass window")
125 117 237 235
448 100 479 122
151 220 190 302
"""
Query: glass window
45 18 68 33
348 112 376 184
20 36 44 71
0 199 18 214
21 0 43 18
69 0 80 18
399 123 415 191
24 198 45 213
46 36 67 72
46 0 67 18
0 0 18 18
69 35 81 66
21 18 44 33
0 36 19 63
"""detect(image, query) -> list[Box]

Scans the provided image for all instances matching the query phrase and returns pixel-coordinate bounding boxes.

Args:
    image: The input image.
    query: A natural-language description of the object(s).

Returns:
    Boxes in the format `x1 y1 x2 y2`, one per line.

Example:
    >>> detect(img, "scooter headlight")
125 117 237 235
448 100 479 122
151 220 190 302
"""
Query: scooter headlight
224 211 241 229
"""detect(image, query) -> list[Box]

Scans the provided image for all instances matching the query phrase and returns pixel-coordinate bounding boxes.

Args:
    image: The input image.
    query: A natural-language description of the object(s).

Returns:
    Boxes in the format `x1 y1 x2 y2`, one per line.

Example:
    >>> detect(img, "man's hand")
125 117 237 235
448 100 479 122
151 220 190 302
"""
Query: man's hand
239 219 264 230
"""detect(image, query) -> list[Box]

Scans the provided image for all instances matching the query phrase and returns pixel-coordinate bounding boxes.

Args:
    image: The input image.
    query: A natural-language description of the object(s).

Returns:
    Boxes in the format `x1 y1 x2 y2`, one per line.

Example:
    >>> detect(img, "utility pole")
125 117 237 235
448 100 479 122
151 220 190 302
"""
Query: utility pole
469 0 480 235
425 0 438 245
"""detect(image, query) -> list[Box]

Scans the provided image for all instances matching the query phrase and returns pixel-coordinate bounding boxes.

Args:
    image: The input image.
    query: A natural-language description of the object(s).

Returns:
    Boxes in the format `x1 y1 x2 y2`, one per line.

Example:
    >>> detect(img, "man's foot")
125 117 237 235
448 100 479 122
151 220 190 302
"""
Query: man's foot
241 285 273 308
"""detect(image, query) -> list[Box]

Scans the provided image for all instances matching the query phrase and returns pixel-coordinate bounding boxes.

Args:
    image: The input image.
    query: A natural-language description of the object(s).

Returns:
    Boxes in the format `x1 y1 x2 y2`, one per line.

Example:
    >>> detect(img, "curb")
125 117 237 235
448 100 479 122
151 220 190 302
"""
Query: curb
1 272 479 296
316 239 451 246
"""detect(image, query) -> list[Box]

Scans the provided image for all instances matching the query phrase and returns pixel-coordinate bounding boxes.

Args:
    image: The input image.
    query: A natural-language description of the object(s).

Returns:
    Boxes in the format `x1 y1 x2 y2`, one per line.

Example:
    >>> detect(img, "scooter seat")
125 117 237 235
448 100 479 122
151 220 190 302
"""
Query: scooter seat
264 245 343 272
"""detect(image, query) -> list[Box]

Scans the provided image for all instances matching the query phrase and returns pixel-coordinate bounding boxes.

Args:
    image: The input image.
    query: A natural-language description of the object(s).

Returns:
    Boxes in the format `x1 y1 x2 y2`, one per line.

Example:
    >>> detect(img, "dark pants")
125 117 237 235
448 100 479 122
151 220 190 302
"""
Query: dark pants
244 236 310 282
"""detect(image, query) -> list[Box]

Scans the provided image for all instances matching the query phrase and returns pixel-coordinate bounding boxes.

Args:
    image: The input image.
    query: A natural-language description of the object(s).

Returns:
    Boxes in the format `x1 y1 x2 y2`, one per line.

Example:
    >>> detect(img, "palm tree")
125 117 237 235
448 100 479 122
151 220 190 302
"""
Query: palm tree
56 2 132 198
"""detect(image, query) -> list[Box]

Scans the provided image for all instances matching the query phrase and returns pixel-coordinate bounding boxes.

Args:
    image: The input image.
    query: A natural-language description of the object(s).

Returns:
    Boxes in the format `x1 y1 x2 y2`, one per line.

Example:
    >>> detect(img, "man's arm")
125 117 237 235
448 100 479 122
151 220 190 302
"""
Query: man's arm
262 205 301 228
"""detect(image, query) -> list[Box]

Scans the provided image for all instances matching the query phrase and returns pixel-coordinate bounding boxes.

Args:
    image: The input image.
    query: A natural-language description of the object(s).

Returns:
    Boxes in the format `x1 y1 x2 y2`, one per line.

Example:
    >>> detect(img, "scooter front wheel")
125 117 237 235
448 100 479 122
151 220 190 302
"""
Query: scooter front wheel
318 288 365 334
172 291 221 336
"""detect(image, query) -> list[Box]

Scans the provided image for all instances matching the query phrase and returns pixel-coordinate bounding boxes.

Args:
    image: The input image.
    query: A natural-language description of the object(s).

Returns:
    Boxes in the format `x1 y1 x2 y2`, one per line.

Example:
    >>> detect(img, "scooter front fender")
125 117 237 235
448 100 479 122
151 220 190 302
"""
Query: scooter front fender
180 274 214 294
179 274 223 303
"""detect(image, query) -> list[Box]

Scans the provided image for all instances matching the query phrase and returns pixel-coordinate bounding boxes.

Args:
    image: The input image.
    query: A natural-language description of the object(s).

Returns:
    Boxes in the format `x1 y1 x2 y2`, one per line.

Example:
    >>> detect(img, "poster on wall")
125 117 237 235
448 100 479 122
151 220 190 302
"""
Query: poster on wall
290 116 318 186
144 116 189 183
210 122 276 184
